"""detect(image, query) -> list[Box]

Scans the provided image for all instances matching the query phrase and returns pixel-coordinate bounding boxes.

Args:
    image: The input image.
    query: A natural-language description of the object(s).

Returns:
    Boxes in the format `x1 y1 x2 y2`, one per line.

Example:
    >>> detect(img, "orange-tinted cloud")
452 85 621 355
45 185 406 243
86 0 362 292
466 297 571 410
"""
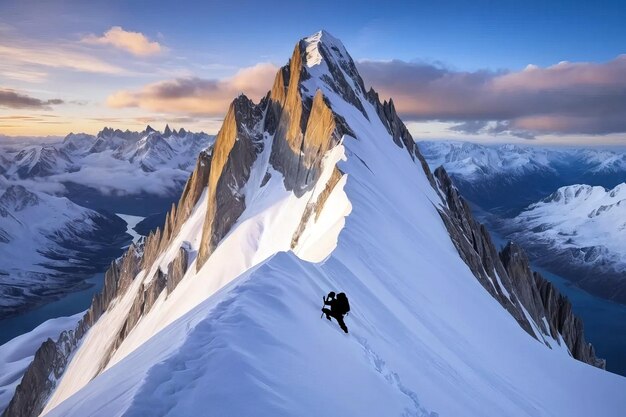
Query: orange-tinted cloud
107 63 278 116
358 55 626 137
82 26 163 57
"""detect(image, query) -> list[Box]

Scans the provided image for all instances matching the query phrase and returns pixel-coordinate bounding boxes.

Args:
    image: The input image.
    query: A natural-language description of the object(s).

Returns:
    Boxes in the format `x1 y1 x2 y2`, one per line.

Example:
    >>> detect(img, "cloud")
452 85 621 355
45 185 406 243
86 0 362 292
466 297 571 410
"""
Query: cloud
0 89 64 109
449 120 536 139
358 55 626 137
0 43 125 75
0 69 48 83
82 26 163 57
107 63 278 116
449 120 488 135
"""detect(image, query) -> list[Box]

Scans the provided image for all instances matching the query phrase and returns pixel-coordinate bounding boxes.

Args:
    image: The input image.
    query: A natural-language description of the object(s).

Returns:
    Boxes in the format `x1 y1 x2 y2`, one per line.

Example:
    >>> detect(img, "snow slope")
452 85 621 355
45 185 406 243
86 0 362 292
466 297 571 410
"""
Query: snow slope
509 184 626 284
34 31 626 417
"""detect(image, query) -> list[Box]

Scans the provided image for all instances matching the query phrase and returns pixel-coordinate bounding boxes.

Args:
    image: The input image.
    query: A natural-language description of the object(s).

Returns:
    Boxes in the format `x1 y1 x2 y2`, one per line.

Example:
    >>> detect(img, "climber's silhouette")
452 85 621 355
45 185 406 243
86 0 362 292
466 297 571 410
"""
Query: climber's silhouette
322 291 350 333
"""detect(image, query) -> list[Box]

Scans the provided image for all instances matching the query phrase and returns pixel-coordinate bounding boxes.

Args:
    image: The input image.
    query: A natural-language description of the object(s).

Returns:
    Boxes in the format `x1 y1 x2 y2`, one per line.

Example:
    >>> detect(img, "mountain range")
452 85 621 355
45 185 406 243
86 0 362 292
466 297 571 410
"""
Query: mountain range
419 140 626 303
4 31 624 417
0 127 214 320
419 141 626 215
507 183 626 303
0 185 128 319
0 126 214 214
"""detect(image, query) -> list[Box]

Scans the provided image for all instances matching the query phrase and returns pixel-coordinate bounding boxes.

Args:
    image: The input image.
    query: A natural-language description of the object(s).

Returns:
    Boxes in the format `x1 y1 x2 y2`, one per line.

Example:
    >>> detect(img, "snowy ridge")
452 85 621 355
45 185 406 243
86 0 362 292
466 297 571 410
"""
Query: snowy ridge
5 31 626 417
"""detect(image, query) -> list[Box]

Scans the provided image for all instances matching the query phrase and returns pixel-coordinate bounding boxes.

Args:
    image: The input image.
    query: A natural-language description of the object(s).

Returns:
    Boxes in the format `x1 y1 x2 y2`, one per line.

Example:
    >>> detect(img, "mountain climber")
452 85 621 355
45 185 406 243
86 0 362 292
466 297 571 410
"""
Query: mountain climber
322 291 350 333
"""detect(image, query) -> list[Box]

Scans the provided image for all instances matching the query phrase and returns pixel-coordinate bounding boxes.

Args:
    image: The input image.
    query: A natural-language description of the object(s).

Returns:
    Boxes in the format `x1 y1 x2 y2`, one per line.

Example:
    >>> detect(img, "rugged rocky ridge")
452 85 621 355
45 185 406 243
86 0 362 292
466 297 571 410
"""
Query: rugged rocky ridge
2 30 607 417
2 143 205 416
501 244 604 367
434 166 604 368
197 96 264 268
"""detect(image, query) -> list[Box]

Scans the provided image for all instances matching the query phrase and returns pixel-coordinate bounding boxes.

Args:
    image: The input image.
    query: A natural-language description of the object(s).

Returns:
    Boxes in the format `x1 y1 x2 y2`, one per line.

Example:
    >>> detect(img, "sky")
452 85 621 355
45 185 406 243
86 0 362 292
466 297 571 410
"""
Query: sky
1 0 626 145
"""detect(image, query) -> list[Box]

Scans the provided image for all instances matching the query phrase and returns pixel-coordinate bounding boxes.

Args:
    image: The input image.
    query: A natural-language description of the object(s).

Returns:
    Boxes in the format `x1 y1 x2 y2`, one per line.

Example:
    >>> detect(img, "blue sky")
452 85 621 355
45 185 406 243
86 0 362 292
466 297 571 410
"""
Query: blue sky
1 0 625 144
7 0 626 68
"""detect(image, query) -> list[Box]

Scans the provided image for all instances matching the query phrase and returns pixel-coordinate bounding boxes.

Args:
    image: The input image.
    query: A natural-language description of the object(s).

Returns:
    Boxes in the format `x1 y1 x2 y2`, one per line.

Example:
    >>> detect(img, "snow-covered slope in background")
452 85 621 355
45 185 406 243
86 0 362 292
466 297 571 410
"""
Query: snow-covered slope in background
0 126 214 197
418 141 558 180
6 31 625 417
576 149 626 173
419 141 626 180
0 185 128 317
508 184 626 302
418 141 626 214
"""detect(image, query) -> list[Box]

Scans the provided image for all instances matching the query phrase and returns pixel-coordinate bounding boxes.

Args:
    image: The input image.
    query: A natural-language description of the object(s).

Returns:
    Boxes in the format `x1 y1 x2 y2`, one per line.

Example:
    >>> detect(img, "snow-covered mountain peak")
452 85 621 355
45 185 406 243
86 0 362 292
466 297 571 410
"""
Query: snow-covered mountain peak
8 32 626 417
510 182 626 296
302 30 348 68
5 146 73 179
542 183 626 206
0 185 39 212
290 30 368 112
61 133 95 154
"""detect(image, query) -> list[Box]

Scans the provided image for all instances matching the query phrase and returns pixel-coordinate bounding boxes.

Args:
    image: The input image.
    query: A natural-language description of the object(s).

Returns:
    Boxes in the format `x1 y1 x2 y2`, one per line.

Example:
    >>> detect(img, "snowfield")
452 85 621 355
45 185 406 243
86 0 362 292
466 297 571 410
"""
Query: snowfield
510 184 626 274
30 31 626 417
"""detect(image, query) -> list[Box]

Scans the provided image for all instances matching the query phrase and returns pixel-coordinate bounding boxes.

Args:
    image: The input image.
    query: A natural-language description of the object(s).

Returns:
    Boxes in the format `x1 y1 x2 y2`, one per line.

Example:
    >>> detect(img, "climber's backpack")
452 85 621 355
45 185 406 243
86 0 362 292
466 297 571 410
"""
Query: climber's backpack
336 292 350 315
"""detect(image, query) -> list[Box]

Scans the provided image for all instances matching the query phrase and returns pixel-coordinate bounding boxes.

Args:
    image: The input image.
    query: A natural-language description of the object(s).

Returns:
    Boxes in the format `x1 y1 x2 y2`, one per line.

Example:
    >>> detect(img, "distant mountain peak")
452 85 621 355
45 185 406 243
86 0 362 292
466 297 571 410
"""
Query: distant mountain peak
97 127 115 138
0 185 40 211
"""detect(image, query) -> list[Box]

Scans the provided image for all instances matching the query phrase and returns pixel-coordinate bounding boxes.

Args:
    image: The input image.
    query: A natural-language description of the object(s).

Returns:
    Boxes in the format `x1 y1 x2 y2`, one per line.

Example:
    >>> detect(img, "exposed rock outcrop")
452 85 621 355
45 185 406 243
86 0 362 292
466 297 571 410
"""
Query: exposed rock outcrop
533 272 605 368
0 335 75 417
167 246 189 295
434 166 604 368
196 95 264 269
3 142 205 416
266 39 353 198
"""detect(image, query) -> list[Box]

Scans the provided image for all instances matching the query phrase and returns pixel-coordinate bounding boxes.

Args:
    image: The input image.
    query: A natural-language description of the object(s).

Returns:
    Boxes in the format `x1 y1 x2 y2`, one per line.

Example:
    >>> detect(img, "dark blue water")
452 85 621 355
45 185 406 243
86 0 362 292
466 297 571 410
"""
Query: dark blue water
489 229 626 376
0 272 104 345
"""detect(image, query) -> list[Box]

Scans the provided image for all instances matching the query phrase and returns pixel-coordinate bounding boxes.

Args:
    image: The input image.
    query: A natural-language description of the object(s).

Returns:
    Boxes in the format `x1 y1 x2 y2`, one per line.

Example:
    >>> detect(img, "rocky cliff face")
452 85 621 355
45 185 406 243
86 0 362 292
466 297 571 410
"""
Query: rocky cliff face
434 166 605 368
